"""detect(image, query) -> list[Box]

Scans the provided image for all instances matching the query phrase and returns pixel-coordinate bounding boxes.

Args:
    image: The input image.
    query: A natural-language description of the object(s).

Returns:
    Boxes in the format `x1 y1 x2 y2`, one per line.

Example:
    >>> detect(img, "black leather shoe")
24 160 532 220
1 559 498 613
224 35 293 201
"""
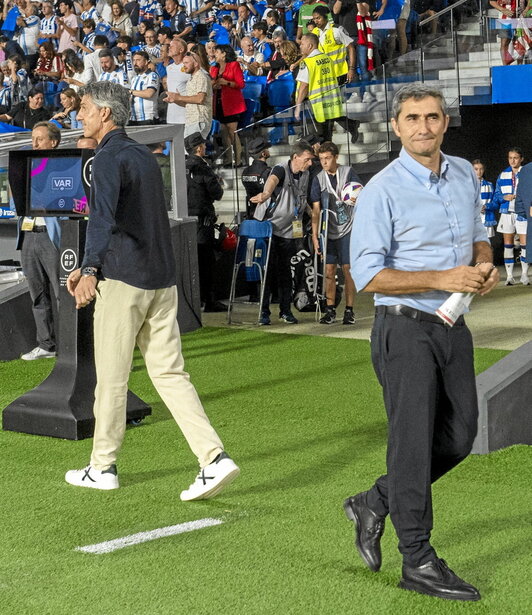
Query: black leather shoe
343 492 385 572
399 558 481 602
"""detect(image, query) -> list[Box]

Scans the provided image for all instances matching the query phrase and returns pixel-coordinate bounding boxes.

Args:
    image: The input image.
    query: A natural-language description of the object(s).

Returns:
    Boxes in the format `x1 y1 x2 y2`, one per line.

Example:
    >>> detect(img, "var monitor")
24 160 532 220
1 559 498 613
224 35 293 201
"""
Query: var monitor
9 148 93 217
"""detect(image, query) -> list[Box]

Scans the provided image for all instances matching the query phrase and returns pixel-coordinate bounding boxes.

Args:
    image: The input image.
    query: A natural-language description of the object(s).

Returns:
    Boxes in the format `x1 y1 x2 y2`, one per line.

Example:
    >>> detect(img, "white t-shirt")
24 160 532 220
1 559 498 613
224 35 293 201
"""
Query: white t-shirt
296 48 321 85
166 63 190 124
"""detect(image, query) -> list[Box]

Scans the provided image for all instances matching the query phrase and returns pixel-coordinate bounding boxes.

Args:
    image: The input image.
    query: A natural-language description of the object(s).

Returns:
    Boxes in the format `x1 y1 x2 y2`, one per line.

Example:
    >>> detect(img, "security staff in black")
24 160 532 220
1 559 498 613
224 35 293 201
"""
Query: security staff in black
185 132 225 312
241 136 272 218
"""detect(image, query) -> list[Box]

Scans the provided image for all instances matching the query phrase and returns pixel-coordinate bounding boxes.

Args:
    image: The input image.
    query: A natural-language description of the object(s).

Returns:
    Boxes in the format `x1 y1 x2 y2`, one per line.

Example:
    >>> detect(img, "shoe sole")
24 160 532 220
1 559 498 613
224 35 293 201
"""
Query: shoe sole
180 466 240 501
398 579 481 602
65 476 119 490
343 499 380 572
21 355 56 361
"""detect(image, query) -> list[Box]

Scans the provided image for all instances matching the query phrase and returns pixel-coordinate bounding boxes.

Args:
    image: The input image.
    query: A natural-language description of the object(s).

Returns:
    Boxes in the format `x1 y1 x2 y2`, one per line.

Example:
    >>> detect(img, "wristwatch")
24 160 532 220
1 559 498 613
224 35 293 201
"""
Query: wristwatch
81 266 98 277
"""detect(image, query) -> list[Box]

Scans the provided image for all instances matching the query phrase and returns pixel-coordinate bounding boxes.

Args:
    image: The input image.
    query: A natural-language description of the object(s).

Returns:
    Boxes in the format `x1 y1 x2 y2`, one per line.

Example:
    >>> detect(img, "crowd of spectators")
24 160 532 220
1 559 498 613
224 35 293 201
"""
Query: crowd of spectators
0 0 503 145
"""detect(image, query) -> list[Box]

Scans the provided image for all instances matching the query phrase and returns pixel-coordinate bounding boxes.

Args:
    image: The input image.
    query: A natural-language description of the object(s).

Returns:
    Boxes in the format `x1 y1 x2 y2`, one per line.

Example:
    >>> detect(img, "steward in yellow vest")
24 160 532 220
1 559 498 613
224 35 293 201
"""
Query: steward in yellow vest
295 34 343 124
311 5 356 84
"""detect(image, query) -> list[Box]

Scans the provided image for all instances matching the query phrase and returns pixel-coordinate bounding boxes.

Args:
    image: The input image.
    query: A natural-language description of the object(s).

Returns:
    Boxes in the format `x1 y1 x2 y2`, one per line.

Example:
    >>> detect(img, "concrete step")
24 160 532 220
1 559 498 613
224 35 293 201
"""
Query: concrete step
438 65 491 79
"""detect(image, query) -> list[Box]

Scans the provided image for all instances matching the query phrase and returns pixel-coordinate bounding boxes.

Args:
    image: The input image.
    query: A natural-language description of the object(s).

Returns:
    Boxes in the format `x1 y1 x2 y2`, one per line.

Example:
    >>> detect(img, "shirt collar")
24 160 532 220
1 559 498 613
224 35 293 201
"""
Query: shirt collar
96 128 126 152
398 147 449 186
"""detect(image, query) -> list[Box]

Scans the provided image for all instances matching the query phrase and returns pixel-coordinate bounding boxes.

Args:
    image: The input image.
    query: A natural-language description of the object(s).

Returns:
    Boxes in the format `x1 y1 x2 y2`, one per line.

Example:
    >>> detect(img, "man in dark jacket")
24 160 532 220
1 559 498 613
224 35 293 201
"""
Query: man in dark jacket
65 83 239 498
241 136 272 218
185 131 226 312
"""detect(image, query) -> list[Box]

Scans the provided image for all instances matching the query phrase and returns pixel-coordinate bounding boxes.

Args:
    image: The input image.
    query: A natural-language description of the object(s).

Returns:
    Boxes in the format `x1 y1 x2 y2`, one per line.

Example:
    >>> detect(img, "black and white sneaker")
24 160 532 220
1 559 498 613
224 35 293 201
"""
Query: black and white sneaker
343 308 356 325
65 464 119 490
279 311 298 324
319 308 336 324
180 452 240 501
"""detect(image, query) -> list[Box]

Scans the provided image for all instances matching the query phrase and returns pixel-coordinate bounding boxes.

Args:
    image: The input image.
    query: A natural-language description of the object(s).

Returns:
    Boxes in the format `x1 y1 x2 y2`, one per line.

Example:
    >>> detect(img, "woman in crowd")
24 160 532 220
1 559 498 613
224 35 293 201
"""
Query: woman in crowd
279 40 300 81
34 42 64 82
210 44 246 167
0 61 12 112
51 87 82 128
6 55 29 105
61 51 85 90
133 19 153 47
0 88 51 129
110 1 134 37
189 43 211 73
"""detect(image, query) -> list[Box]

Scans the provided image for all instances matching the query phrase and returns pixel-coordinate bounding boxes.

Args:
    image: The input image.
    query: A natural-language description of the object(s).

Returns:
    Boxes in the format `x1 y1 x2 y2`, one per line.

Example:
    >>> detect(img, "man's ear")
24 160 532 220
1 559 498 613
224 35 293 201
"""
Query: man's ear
391 117 401 139
100 106 112 123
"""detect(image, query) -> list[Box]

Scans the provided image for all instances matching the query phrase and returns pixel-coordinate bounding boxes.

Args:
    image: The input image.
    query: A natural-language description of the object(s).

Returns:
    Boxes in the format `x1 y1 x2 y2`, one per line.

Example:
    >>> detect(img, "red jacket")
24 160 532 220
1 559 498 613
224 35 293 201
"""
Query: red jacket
210 61 246 117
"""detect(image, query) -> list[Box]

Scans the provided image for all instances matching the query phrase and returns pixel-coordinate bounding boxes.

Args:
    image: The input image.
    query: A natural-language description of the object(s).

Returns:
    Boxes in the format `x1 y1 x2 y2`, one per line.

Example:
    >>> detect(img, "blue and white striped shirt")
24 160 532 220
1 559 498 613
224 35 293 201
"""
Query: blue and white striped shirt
40 15 59 50
492 166 521 214
98 69 129 87
81 7 100 22
130 70 159 121
142 43 162 59
15 14 40 55
81 31 97 54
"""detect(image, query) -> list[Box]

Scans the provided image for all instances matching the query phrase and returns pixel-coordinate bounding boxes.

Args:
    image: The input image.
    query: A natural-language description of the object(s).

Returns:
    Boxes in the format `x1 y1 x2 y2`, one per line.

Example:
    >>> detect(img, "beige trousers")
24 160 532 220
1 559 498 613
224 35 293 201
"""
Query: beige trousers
90 279 224 470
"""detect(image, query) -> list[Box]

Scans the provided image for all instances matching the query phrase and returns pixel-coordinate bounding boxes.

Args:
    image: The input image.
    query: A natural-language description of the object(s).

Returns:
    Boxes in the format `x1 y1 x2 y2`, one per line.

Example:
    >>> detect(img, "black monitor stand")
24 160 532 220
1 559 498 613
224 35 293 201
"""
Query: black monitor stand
2 219 151 439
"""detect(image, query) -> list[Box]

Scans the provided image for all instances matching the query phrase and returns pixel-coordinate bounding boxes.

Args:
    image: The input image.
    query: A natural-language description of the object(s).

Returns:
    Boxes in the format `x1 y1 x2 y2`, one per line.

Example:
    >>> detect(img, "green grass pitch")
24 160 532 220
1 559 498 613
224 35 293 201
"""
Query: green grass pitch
0 327 529 614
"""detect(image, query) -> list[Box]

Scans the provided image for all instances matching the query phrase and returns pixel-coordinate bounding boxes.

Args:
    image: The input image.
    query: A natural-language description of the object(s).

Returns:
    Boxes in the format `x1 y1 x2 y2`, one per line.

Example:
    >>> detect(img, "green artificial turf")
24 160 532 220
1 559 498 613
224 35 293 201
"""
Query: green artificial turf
0 328 529 615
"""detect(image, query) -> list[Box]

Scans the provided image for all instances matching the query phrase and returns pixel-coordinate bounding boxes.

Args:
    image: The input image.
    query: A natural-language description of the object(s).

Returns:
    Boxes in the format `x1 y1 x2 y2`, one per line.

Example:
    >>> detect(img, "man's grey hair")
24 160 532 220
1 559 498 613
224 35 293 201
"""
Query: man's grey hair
32 121 61 146
79 81 131 127
291 140 314 159
391 84 448 120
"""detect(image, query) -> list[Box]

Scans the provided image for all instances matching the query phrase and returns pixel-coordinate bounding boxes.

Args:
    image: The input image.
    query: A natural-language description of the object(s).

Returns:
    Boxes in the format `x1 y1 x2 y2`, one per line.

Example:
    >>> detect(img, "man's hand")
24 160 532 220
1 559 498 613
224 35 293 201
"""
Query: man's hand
437 265 488 293
67 269 98 309
250 191 268 204
503 194 515 201
312 235 321 255
477 264 500 295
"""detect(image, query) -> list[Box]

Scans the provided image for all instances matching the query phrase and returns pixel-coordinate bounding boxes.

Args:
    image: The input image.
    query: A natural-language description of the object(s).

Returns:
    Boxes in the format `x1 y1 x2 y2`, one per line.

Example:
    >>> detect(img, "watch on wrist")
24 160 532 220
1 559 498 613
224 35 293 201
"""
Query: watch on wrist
81 266 98 277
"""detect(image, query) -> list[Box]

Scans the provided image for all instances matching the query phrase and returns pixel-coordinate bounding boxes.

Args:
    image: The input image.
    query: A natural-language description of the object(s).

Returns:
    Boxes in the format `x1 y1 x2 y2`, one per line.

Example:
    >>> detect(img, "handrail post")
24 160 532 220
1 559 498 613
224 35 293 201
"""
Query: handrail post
382 62 391 160
451 8 461 105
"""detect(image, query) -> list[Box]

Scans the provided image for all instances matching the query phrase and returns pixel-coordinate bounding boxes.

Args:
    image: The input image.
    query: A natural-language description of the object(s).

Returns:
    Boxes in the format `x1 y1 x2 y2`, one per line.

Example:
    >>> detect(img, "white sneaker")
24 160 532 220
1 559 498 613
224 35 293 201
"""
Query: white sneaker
520 276 530 286
180 452 240 501
505 277 516 286
65 464 119 490
21 346 56 360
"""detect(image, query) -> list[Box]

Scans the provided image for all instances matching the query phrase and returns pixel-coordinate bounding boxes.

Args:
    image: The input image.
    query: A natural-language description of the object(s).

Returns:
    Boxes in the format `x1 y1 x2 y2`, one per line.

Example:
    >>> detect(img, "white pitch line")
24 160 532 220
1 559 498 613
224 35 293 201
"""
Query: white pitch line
75 517 224 554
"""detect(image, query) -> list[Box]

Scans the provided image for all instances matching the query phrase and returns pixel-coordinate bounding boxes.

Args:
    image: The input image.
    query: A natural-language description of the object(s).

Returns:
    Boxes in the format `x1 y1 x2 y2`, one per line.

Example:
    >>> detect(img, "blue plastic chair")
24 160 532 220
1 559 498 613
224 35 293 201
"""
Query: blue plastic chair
227 219 273 324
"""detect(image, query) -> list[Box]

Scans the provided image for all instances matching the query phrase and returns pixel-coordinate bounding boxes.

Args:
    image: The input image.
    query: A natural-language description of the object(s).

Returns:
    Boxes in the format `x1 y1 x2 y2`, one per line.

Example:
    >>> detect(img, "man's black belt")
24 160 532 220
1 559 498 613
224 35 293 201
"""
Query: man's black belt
32 226 47 233
376 304 464 326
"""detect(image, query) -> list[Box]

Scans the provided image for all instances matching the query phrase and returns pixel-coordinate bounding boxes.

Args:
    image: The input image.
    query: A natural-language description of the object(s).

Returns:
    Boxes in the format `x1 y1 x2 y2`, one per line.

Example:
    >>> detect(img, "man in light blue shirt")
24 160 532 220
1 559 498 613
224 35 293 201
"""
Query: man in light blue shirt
344 84 499 602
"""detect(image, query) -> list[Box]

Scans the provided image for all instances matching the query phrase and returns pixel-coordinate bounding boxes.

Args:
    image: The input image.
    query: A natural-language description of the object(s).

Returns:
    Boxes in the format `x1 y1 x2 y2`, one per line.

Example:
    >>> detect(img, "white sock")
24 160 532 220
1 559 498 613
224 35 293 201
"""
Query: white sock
521 249 529 278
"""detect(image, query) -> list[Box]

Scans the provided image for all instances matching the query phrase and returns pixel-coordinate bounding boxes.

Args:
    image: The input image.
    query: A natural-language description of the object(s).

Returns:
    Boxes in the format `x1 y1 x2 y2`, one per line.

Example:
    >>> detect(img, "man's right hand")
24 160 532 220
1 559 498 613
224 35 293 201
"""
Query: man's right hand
312 235 321 256
437 265 487 293
250 192 267 204
503 194 515 201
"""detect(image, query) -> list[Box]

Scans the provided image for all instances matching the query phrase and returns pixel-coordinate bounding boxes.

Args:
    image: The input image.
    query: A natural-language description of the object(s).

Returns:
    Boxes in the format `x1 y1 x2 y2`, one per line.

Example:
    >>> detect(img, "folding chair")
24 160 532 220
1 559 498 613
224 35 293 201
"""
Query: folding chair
227 219 273 325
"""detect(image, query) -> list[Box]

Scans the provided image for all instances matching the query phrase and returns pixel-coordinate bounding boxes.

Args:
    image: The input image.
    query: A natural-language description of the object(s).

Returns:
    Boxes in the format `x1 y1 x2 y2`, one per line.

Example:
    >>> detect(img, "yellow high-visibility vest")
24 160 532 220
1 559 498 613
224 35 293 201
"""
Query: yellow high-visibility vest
299 52 343 122
312 23 348 79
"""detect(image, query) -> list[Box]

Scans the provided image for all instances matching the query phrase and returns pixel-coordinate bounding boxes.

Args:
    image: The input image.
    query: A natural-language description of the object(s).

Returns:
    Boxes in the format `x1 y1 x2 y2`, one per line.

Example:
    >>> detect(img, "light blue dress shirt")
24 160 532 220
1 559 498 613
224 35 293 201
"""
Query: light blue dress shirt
350 148 489 314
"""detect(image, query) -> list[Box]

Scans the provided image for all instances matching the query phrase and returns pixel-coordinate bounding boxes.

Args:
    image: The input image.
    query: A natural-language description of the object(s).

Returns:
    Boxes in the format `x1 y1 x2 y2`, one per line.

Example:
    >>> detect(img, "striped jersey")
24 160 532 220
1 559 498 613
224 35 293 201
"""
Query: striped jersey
493 166 521 213
130 70 159 121
40 15 59 50
15 15 40 55
82 31 97 54
97 69 129 87
81 7 100 22
142 43 162 59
